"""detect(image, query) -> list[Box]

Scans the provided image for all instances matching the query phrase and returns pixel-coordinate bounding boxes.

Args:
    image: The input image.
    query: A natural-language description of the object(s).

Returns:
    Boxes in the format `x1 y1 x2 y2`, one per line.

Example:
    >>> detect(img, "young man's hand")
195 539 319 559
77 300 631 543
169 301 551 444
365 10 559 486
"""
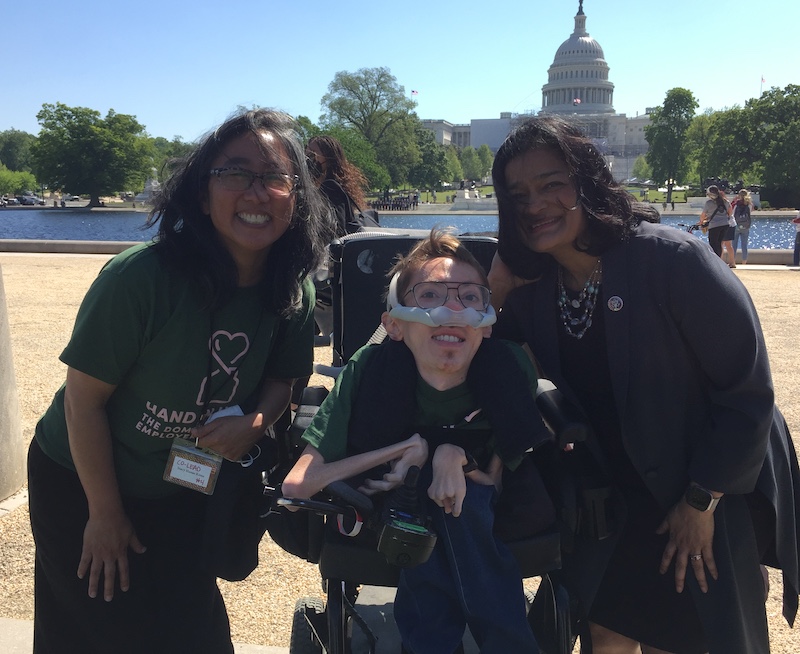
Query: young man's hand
429 448 505 516
465 454 503 492
359 434 428 495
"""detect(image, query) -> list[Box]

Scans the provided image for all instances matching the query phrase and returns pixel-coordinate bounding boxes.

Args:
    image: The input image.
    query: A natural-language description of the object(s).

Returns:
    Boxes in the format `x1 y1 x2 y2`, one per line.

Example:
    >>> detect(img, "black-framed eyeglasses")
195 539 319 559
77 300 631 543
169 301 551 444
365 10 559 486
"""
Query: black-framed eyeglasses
209 168 298 196
403 282 491 311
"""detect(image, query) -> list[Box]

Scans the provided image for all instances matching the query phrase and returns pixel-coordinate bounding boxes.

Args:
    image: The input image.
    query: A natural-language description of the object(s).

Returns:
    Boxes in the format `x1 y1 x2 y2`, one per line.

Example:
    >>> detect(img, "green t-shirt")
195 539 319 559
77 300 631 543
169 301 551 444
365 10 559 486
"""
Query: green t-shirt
302 340 539 468
36 243 315 498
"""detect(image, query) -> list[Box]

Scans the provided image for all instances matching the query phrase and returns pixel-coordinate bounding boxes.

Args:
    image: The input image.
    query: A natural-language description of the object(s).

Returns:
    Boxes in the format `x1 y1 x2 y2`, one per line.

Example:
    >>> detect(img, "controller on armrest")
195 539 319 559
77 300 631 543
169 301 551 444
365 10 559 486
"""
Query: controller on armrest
277 469 437 568
377 466 437 568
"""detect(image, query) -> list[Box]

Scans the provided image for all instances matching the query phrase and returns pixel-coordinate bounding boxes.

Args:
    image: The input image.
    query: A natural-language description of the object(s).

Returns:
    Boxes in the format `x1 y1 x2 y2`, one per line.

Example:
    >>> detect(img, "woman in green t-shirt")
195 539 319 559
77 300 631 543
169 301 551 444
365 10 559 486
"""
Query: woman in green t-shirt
28 109 332 653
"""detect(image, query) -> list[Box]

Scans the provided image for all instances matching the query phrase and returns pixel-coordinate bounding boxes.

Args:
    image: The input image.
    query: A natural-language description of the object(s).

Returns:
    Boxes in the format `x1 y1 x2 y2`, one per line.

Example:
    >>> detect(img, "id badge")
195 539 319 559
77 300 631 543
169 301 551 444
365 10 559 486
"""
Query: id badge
164 438 223 495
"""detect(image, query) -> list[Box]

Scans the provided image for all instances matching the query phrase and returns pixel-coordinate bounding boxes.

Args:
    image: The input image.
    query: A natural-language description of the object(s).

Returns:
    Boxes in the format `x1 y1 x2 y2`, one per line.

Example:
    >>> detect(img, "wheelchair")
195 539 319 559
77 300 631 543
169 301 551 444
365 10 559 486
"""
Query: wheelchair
266 231 589 654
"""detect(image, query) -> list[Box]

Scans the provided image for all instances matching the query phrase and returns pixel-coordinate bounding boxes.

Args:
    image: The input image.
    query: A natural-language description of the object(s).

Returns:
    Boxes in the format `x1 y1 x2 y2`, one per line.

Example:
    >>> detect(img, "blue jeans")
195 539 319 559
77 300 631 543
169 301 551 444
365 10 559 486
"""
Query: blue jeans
794 232 800 266
394 480 538 654
732 228 750 261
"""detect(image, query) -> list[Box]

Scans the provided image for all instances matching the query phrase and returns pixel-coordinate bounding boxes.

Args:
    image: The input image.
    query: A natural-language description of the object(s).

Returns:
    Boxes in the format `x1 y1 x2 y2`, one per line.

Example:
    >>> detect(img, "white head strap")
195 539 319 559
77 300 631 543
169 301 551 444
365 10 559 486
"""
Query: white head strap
386 274 497 329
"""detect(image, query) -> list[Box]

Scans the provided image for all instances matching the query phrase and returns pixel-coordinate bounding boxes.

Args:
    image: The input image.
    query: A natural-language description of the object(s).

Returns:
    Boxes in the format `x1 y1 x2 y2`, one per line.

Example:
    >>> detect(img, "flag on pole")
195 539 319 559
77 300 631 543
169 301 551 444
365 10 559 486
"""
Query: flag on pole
761 76 765 84
573 98 581 105
411 90 419 95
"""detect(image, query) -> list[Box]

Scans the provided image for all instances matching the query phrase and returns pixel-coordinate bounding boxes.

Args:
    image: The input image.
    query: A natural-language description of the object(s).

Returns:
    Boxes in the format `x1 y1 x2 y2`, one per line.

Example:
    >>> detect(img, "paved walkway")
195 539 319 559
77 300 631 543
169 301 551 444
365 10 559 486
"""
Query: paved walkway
0 489 287 652
0 254 800 654
0 617 286 654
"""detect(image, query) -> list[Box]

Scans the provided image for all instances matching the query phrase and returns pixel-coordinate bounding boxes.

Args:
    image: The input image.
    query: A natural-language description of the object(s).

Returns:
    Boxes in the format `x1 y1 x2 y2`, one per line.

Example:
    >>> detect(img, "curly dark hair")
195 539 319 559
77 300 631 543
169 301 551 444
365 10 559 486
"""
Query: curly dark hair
147 109 332 316
492 114 658 279
308 135 368 209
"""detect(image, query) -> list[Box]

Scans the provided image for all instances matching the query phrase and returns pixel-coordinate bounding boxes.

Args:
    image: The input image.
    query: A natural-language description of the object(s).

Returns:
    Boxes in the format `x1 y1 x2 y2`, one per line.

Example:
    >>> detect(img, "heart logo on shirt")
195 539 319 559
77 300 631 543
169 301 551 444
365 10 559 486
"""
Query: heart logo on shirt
196 330 250 406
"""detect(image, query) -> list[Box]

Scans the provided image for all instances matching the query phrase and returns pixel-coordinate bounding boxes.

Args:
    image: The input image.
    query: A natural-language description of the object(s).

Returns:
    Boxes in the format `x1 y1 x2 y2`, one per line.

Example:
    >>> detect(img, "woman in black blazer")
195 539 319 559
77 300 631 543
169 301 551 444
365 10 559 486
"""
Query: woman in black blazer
488 115 800 654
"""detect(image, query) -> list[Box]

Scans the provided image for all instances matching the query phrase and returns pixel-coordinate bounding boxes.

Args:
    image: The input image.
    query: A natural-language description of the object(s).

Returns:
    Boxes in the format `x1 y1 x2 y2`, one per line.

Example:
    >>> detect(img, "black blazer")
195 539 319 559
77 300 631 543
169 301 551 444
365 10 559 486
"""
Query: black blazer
495 221 800 652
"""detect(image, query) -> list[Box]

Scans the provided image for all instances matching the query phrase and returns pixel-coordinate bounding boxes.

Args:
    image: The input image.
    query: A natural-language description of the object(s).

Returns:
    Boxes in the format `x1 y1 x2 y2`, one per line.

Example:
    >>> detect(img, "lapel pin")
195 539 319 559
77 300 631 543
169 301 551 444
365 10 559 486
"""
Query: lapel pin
607 296 624 312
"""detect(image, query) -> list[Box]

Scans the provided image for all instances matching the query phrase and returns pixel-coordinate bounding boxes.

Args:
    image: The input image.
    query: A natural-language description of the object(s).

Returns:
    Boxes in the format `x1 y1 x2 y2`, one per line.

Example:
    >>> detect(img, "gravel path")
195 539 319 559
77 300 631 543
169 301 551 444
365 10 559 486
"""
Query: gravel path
0 253 798 650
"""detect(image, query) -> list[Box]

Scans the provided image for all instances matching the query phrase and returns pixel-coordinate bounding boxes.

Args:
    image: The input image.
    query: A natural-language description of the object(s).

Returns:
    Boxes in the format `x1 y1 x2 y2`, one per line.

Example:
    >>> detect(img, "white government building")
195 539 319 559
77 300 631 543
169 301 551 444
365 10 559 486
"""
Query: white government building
421 0 652 181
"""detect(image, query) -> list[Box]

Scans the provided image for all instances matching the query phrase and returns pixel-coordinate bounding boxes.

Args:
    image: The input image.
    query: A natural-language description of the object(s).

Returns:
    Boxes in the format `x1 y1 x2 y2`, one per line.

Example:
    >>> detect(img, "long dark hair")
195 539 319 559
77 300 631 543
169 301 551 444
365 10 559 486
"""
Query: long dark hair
492 115 659 279
308 135 368 208
148 109 332 316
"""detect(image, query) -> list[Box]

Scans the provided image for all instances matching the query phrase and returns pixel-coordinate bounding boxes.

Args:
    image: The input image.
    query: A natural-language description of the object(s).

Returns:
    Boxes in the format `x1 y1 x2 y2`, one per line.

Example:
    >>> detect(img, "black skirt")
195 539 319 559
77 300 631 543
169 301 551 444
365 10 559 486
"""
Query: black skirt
558 299 707 652
27 437 234 654
587 490 707 653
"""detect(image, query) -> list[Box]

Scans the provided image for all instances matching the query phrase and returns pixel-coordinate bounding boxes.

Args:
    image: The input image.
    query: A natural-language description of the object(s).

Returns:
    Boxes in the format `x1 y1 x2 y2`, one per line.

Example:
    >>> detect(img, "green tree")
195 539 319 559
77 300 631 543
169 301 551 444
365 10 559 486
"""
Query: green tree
294 115 320 143
151 136 194 181
746 85 800 206
684 111 715 189
408 126 450 191
377 116 421 189
326 125 390 191
0 129 37 172
704 108 758 184
321 67 417 148
32 103 154 206
0 165 38 196
321 67 420 188
445 146 463 186
476 144 494 180
459 146 482 182
645 88 698 201
630 155 652 181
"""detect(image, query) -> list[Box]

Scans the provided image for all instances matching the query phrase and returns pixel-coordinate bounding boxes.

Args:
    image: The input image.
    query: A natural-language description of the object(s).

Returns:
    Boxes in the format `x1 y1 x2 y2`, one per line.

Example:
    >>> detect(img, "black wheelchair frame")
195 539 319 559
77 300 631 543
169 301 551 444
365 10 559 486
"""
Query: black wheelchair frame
267 231 587 654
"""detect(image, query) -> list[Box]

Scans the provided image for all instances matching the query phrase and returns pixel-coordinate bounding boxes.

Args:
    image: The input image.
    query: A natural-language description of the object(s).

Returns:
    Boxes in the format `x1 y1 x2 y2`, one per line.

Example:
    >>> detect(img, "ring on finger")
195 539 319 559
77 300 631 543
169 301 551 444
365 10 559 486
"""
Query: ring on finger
690 553 703 562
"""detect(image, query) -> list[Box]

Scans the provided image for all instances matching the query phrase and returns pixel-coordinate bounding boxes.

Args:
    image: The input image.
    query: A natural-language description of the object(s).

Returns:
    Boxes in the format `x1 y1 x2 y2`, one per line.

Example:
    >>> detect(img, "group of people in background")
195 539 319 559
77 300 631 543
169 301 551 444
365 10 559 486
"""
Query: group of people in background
24 108 800 654
700 184 756 267
369 193 418 211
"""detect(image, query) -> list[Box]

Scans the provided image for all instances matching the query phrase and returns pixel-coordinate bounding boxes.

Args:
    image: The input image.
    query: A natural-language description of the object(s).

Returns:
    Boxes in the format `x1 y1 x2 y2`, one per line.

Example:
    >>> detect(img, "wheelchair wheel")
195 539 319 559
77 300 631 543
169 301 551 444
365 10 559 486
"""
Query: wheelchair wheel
290 597 325 654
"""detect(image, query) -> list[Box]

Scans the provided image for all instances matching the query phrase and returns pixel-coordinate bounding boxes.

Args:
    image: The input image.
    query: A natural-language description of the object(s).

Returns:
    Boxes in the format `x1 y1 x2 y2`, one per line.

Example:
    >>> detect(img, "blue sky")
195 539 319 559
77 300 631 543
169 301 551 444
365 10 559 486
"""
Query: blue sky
2 0 797 142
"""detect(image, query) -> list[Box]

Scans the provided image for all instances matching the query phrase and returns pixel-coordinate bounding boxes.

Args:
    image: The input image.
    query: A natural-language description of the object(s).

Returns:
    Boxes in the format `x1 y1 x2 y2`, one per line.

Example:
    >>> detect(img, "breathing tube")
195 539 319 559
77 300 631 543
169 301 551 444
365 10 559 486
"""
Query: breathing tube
386 274 497 329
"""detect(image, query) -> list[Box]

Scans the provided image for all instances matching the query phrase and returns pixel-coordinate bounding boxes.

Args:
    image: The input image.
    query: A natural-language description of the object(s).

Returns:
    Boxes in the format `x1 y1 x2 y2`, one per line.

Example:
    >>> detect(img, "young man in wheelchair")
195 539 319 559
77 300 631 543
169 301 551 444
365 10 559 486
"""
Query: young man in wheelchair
282 228 556 653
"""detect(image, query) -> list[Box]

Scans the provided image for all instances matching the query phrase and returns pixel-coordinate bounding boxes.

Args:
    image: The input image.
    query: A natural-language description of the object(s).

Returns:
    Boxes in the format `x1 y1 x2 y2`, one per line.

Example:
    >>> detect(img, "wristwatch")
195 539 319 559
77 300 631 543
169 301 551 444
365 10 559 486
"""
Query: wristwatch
462 451 479 474
684 484 720 512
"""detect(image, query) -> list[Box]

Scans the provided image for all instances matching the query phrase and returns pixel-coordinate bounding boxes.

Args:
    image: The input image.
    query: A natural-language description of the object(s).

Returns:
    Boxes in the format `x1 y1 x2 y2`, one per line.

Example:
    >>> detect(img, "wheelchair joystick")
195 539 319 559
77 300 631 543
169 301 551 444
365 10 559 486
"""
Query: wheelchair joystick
377 465 437 568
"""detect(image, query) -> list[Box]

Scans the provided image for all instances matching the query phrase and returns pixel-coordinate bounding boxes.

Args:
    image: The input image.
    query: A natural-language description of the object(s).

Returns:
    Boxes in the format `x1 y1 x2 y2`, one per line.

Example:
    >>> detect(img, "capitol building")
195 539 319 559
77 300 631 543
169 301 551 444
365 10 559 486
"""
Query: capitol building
421 1 651 180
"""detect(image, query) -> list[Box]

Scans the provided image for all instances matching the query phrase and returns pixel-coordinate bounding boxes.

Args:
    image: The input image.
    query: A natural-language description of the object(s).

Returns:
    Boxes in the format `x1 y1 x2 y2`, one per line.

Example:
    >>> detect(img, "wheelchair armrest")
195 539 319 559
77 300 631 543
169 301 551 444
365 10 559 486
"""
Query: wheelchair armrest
289 389 328 448
535 379 590 448
313 363 344 378
325 481 375 518
505 527 562 578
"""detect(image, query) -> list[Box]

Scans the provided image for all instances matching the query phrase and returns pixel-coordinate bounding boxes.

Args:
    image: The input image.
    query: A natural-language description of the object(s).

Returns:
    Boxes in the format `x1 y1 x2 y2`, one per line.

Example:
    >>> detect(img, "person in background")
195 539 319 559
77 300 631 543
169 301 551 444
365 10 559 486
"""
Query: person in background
699 185 732 261
719 190 738 268
27 108 330 653
793 210 800 267
731 189 753 265
487 114 800 654
305 135 376 349
306 135 370 237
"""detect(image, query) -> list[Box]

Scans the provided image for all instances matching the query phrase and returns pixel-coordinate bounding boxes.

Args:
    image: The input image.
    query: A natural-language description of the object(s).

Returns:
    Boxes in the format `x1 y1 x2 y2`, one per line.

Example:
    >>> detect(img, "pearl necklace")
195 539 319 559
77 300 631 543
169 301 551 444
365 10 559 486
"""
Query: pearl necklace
557 260 602 339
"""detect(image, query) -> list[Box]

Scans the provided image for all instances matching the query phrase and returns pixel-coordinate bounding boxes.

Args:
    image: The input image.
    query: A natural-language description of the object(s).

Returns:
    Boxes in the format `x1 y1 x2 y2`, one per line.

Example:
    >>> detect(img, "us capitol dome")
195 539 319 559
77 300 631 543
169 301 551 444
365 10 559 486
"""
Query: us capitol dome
541 0 615 114
421 0 652 179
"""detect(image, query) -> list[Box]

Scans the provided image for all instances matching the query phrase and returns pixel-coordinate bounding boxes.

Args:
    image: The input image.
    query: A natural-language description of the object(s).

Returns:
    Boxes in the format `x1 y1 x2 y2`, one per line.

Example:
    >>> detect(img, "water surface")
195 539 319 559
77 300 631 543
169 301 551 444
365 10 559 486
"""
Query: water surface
0 208 795 249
